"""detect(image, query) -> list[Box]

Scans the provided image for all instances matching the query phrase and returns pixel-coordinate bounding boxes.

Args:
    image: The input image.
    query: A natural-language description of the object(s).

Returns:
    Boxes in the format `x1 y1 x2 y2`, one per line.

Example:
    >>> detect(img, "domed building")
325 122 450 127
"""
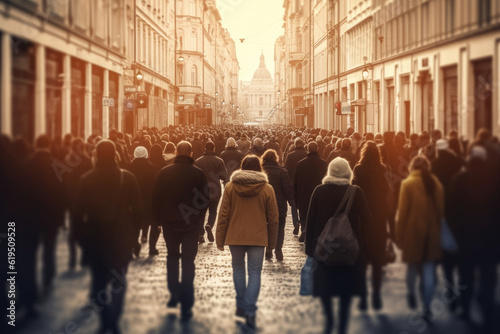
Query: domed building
239 52 275 122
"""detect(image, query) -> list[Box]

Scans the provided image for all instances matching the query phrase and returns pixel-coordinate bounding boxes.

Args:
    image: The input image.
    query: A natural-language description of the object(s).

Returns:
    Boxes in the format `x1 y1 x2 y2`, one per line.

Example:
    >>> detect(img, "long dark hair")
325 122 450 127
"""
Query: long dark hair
409 155 435 199
357 141 385 170
241 154 262 172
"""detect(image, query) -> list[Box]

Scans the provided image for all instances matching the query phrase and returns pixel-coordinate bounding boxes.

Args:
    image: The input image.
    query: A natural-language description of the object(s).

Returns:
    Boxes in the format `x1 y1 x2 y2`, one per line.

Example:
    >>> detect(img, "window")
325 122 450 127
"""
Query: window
191 32 197 50
259 97 264 106
93 0 106 40
177 63 184 84
178 29 184 49
111 0 122 49
190 0 196 16
446 0 455 35
478 0 491 27
191 65 197 86
422 3 430 43
73 0 89 32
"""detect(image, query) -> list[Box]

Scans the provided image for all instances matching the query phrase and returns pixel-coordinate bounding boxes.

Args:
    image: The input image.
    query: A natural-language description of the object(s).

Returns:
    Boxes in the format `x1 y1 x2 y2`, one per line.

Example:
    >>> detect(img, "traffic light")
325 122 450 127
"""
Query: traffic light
136 93 148 108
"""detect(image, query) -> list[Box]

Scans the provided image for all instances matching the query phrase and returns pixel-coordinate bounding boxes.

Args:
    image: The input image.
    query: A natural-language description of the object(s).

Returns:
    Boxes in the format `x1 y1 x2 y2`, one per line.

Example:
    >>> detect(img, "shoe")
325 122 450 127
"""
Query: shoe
293 224 300 235
358 297 367 312
181 309 193 322
422 309 433 323
198 235 205 244
235 307 245 318
149 249 159 256
372 292 382 310
246 314 256 329
407 294 417 310
298 231 306 243
205 225 215 243
275 249 283 262
167 296 178 308
265 251 272 260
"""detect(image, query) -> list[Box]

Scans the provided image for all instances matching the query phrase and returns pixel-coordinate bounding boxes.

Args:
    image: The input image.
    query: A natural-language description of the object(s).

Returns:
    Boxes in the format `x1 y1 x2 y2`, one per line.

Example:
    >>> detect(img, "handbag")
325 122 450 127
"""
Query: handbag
299 256 315 296
441 219 458 253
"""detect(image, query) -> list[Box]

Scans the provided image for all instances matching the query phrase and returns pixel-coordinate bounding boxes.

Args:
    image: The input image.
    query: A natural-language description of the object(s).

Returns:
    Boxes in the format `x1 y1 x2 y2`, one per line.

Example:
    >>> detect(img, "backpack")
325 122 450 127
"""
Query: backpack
314 186 360 266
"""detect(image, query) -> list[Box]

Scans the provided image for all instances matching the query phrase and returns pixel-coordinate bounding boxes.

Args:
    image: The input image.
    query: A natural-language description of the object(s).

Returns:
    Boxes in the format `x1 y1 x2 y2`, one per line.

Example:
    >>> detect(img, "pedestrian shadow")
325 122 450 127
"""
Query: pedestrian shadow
156 314 213 334
59 269 88 280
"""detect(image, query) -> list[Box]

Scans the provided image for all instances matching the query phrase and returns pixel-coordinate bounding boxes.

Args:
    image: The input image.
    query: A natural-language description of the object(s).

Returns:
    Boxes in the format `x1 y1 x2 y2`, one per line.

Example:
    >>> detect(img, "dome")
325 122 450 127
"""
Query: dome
252 53 272 81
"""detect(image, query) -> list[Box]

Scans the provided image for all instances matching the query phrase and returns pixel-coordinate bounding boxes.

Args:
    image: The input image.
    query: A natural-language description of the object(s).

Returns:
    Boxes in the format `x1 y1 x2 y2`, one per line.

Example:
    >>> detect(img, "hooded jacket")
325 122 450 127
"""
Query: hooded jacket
216 169 279 249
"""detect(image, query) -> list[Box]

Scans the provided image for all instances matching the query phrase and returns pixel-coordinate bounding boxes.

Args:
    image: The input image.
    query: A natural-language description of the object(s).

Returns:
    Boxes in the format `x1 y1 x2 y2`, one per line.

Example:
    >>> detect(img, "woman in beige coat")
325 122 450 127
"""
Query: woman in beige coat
216 155 279 329
396 155 444 319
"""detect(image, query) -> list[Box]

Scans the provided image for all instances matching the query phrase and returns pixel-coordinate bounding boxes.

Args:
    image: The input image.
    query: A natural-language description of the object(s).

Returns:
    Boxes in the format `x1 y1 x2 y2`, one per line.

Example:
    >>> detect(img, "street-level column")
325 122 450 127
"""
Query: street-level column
118 74 123 132
35 44 46 138
102 69 109 139
84 62 92 140
62 54 71 135
1 32 12 136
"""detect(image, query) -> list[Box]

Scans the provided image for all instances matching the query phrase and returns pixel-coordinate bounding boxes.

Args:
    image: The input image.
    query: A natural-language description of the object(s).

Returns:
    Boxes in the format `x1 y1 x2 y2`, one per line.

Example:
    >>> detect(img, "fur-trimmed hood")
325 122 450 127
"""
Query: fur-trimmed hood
230 169 268 197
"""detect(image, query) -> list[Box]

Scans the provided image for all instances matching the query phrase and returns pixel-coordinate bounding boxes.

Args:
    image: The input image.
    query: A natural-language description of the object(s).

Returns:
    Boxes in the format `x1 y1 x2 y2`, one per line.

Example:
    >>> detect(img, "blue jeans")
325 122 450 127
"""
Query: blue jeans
229 245 265 316
407 262 436 309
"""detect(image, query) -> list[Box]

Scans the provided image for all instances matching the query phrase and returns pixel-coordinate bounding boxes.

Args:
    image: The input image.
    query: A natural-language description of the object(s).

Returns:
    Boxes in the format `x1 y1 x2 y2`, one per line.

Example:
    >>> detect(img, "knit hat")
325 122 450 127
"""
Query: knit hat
134 146 148 159
322 157 352 184
436 139 449 151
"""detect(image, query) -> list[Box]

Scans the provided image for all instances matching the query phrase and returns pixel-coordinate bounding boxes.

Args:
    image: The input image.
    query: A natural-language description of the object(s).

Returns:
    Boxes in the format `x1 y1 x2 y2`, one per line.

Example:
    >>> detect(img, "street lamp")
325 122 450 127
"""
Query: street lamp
178 54 184 62
136 70 144 82
277 90 280 95
215 91 218 96
362 68 369 80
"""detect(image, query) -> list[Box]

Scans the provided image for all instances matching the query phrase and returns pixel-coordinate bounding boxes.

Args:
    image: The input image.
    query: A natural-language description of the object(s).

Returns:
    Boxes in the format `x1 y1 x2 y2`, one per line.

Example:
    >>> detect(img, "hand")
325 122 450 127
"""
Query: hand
217 246 224 251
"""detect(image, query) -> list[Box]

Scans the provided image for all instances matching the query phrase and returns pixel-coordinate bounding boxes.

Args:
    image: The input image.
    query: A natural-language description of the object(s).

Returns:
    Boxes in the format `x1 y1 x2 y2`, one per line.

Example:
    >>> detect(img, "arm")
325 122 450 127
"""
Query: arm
152 172 163 224
128 173 143 241
395 181 410 247
305 188 318 257
215 183 232 249
266 188 280 250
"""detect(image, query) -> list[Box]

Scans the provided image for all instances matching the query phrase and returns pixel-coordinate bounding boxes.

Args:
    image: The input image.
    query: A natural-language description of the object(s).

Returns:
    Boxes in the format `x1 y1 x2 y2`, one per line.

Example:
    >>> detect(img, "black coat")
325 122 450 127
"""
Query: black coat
249 145 266 157
284 147 308 185
294 152 327 220
220 147 244 176
262 161 294 216
431 150 464 202
191 139 205 161
24 150 68 229
305 184 370 297
353 164 389 265
74 161 142 266
152 155 209 232
448 160 498 262
214 138 226 156
127 158 157 223
195 152 229 200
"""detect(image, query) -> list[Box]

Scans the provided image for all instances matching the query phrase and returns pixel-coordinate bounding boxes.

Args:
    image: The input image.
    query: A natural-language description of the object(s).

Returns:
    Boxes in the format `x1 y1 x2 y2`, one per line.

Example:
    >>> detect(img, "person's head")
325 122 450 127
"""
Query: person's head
261 149 278 164
150 144 164 159
164 142 175 154
95 140 117 163
226 137 237 148
383 131 395 145
253 137 263 147
294 137 305 148
323 157 353 184
436 139 449 152
109 128 118 141
134 146 148 159
358 141 383 167
448 137 463 157
205 141 215 153
241 154 262 172
176 141 192 157
341 138 351 150
35 134 51 149
409 155 435 198
431 129 442 142
307 141 318 153
71 138 86 155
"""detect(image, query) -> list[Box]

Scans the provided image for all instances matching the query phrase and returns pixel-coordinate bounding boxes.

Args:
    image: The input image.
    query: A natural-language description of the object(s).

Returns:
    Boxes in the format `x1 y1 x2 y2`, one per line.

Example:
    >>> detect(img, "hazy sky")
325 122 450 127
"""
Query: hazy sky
216 0 285 82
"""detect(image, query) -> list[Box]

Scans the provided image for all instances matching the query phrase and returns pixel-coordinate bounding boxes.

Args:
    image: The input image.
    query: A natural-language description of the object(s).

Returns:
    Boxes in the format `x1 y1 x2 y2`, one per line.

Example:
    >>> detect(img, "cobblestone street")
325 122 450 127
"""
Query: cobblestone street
16 212 499 334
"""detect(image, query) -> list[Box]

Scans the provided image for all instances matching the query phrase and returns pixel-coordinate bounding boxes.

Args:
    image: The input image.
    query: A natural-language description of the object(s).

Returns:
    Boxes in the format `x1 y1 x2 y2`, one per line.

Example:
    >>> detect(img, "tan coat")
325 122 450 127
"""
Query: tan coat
216 170 279 249
396 170 444 263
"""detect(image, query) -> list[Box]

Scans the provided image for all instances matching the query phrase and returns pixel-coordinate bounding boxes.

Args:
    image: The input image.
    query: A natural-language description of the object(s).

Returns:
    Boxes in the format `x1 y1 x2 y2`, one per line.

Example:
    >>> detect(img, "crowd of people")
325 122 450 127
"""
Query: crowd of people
1 124 499 334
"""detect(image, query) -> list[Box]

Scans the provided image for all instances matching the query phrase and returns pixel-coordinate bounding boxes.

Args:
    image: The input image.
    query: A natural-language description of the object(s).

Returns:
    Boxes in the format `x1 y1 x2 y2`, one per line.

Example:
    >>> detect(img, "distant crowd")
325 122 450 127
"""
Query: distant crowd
1 124 499 334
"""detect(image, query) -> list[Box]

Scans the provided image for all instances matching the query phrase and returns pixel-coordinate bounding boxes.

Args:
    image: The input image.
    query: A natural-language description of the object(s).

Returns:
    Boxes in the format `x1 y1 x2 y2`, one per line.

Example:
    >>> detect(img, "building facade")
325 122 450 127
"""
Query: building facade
239 53 275 123
276 0 500 139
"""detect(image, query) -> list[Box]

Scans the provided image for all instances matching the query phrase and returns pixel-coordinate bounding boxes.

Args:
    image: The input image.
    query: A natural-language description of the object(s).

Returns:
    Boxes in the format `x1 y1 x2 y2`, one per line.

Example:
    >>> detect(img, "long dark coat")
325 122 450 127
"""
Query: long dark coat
293 152 327 221
220 147 244 176
305 183 370 297
195 152 229 200
127 158 157 223
191 138 205 161
284 147 308 185
74 161 142 267
262 161 294 217
353 164 390 265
